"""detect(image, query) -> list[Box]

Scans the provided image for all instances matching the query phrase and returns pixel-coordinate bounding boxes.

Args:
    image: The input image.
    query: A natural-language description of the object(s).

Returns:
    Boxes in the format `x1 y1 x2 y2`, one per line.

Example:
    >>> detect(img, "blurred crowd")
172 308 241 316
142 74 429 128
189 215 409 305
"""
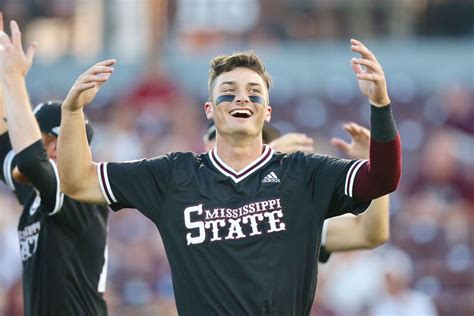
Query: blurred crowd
0 0 473 315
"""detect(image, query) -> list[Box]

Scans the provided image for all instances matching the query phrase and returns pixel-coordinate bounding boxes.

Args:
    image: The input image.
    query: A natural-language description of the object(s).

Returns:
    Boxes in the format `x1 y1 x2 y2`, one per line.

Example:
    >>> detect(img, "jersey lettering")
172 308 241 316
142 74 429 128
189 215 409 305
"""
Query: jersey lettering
18 222 41 261
184 198 286 245
184 204 206 245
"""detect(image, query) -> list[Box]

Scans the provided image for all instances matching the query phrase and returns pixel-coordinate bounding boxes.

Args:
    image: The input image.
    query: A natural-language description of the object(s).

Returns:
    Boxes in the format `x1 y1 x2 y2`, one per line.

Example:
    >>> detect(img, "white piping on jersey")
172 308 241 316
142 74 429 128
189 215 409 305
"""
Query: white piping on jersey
97 163 118 205
320 220 329 246
97 243 108 293
48 159 65 216
3 150 15 191
208 145 274 183
97 163 111 204
344 159 367 198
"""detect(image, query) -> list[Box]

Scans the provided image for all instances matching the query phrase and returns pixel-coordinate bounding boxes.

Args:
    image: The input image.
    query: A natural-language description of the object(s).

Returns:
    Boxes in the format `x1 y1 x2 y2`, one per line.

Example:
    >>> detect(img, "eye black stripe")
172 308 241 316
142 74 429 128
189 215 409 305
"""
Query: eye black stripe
216 95 235 105
249 95 264 104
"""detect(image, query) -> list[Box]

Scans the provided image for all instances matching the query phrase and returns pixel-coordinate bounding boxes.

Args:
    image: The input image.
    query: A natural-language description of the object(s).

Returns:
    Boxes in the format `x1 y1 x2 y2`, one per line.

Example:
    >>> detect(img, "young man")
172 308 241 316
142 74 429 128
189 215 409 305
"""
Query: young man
204 121 390 263
0 16 108 316
57 40 401 315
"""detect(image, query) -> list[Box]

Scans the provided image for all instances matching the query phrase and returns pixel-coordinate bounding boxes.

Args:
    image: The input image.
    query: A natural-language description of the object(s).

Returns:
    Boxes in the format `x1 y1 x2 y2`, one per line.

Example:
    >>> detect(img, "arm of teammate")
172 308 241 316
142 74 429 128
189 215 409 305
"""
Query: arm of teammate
57 60 115 203
0 16 68 212
0 72 12 185
0 15 40 153
324 123 389 252
0 76 6 135
349 39 401 201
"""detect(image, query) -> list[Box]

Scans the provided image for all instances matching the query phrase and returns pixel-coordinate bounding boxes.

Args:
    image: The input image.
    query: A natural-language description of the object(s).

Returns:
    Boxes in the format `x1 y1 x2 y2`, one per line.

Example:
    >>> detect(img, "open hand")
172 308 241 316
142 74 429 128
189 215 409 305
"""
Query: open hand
350 39 390 107
331 122 370 160
62 59 115 112
0 13 37 80
269 133 314 153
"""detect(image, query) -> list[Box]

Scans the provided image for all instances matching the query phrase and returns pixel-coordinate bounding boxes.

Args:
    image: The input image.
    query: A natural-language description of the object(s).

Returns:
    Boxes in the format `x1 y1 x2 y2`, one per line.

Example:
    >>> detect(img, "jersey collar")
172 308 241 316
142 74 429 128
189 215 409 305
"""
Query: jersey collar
208 145 274 183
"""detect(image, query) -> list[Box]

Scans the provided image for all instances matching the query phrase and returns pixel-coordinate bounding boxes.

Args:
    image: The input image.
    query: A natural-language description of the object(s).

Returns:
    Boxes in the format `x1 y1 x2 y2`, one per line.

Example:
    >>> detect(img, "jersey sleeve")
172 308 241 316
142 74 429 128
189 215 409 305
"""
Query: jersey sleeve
0 133 15 191
306 154 371 219
14 140 64 215
0 132 33 205
96 154 173 222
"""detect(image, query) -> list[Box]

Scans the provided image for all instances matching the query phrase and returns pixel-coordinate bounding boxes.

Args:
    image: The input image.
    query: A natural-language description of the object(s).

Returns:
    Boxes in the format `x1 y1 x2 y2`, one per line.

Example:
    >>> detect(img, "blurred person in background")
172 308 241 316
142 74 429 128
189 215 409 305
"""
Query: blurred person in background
57 39 401 315
369 246 438 316
0 15 108 316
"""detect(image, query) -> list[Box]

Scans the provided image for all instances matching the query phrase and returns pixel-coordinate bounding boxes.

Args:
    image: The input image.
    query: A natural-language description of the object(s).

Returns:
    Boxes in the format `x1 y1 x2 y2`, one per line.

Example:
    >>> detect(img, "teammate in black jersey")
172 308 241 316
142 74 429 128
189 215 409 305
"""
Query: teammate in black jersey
0 15 108 316
204 121 390 264
57 39 401 315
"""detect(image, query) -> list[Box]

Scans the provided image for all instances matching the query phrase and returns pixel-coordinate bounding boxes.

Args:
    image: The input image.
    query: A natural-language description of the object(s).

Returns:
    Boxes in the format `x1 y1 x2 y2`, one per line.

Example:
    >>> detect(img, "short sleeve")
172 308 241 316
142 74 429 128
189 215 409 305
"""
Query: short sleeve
0 133 33 205
306 154 371 219
96 154 173 222
0 133 15 191
14 140 64 215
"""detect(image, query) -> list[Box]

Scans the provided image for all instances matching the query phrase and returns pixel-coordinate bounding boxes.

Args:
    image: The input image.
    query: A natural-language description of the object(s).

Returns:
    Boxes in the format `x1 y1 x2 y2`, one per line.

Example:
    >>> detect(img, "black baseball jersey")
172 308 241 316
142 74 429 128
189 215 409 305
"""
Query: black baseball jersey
0 133 108 316
98 145 370 315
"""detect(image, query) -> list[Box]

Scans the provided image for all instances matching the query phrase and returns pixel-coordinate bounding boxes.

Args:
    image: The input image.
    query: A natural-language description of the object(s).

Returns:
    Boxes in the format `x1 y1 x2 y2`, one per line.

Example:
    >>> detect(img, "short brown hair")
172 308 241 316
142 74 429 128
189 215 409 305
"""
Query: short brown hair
208 51 272 98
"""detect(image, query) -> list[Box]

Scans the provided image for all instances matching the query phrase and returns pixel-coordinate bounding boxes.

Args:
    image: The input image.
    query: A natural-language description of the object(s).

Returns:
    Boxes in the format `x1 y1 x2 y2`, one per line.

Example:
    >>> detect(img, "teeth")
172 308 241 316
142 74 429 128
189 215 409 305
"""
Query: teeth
229 109 252 116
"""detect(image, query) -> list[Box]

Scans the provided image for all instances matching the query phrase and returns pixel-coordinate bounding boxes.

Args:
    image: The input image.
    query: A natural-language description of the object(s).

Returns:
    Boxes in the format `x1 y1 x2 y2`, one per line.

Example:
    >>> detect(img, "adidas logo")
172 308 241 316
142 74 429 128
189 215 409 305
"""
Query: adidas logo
262 172 280 183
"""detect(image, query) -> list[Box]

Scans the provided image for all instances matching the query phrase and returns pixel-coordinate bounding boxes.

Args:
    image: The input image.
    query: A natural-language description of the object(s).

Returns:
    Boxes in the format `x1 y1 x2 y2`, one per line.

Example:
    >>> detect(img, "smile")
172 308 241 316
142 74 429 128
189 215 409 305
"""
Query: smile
229 109 253 118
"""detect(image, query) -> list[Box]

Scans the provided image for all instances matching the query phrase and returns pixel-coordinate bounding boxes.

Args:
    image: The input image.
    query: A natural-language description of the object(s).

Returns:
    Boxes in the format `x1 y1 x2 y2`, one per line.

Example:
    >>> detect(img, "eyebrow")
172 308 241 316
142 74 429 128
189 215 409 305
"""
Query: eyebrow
219 81 263 88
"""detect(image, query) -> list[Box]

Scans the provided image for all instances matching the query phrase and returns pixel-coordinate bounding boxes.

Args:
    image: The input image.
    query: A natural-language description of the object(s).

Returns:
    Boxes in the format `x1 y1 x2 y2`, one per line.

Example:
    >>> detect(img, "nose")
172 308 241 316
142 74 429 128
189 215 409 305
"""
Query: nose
234 90 250 104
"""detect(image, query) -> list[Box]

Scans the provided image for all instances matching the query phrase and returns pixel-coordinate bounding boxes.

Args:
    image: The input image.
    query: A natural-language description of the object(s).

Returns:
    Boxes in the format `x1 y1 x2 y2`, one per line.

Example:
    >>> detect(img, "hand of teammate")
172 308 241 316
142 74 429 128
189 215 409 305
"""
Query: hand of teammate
331 122 370 160
268 133 314 153
0 13 37 81
350 39 390 107
62 59 116 112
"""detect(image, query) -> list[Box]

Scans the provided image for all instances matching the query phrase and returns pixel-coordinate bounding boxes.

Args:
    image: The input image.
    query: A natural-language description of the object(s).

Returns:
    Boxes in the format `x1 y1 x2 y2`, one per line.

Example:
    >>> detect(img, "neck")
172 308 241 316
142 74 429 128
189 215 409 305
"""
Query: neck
215 134 263 172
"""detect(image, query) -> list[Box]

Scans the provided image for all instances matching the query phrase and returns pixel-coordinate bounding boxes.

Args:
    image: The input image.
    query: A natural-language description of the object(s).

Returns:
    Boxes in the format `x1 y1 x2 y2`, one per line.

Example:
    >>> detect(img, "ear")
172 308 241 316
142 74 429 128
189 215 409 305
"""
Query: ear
45 137 58 160
204 101 214 119
264 105 272 123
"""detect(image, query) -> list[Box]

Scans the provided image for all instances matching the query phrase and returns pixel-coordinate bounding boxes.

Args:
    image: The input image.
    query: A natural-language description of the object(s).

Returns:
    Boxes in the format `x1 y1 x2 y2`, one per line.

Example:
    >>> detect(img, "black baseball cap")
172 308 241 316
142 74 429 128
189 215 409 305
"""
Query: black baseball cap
204 121 281 144
33 100 94 144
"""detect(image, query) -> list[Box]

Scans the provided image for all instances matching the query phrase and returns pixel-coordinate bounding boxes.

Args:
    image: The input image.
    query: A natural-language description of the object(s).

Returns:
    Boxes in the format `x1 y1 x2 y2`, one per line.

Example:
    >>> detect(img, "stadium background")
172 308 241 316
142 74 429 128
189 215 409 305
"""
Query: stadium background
0 0 472 315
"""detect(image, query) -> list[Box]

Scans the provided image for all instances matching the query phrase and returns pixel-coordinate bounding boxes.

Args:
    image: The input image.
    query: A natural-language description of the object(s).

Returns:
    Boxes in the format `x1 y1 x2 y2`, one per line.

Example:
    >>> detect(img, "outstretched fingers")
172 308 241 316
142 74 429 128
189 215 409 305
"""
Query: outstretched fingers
0 14 10 47
75 82 97 92
351 57 382 74
97 59 116 67
25 42 37 64
80 62 115 81
351 39 378 63
344 122 370 141
85 59 116 73
330 137 350 153
81 73 111 83
10 20 22 50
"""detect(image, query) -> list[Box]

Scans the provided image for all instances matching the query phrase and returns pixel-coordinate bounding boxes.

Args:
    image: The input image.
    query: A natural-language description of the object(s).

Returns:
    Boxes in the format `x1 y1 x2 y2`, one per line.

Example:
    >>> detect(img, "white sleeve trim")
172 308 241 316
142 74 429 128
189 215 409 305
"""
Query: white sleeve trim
47 159 65 216
97 163 117 205
344 159 368 198
321 220 329 246
3 150 16 191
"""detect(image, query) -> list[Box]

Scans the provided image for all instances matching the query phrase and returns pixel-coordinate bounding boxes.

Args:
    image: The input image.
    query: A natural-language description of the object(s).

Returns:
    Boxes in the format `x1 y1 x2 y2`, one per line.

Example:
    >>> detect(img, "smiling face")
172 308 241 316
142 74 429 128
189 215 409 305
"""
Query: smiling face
205 67 272 141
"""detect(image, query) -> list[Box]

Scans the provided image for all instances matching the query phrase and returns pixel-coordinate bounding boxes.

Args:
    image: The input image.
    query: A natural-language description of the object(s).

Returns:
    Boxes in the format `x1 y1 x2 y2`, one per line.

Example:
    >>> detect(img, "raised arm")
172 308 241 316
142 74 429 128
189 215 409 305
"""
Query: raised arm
0 14 39 153
349 39 401 201
57 60 115 203
325 123 389 252
0 81 6 135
